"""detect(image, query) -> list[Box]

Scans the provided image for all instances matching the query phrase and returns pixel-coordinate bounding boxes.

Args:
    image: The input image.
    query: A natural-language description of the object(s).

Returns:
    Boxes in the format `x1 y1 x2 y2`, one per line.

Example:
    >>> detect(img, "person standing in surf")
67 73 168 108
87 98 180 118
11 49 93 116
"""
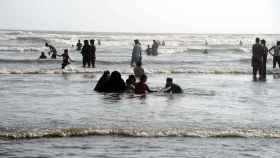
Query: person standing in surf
131 39 142 67
252 38 264 81
152 40 159 56
90 39 96 68
76 40 83 51
81 40 91 68
269 41 280 69
261 39 268 80
45 43 57 59
57 49 72 69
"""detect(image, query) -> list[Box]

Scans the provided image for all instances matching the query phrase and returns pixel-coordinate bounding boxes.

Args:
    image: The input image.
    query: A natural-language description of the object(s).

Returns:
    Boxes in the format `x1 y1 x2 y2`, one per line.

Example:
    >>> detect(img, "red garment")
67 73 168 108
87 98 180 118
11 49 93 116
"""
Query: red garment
135 82 149 94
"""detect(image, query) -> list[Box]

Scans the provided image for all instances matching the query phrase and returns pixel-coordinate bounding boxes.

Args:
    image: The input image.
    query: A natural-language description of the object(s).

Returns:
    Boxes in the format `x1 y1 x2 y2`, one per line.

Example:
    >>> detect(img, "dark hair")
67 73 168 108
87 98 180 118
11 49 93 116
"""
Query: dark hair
277 41 280 46
166 77 173 82
261 39 266 45
256 38 260 43
140 74 147 82
64 49 68 53
84 40 89 45
134 39 140 45
104 70 110 75
90 39 95 44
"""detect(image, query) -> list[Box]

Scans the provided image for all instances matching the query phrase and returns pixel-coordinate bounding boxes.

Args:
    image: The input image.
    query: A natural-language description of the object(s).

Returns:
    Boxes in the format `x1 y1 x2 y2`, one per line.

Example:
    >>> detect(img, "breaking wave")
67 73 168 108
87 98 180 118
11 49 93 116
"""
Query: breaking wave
1 128 280 140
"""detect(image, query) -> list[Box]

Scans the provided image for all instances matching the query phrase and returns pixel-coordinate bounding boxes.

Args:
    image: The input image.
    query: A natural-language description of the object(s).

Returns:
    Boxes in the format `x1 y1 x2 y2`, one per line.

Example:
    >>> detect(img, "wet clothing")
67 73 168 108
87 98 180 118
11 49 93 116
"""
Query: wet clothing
133 66 144 78
81 45 91 67
131 44 142 66
164 83 183 94
135 82 152 94
262 46 268 79
94 74 110 92
104 71 126 93
61 53 70 69
90 44 96 67
252 43 263 79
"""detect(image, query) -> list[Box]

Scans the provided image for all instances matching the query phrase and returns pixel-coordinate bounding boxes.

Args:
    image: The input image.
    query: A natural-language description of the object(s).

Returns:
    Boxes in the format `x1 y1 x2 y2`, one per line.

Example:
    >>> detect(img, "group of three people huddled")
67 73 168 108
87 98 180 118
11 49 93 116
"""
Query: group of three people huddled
94 70 183 95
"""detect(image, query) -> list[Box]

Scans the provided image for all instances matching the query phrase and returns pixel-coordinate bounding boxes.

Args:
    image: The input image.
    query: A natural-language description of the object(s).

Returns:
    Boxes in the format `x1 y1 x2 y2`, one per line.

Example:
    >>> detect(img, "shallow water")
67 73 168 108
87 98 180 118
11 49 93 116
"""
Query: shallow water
1 30 280 157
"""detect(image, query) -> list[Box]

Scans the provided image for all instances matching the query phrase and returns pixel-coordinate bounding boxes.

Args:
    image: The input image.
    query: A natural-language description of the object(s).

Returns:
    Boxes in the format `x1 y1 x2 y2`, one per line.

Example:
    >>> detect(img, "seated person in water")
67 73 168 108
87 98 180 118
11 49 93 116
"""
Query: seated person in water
76 40 83 51
45 42 57 59
135 74 157 95
104 71 126 93
126 75 136 92
133 61 145 78
39 52 47 59
162 77 183 94
94 71 110 92
57 49 72 69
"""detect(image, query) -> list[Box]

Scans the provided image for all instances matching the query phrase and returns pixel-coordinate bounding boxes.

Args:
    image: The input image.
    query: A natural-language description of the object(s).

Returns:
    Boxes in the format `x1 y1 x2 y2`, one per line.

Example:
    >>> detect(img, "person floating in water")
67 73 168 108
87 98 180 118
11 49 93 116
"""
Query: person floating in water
252 38 264 81
39 52 47 59
45 43 57 59
81 40 91 68
90 39 96 68
261 39 268 80
162 78 183 94
269 41 280 69
133 61 144 78
76 40 83 51
57 49 72 69
135 74 157 95
131 39 142 67
152 40 159 56
94 70 110 92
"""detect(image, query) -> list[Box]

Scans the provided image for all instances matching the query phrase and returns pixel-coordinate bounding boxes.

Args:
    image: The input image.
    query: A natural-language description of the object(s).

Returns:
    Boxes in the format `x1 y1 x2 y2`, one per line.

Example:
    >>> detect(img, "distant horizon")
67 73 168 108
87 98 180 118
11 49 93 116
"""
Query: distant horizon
1 28 280 35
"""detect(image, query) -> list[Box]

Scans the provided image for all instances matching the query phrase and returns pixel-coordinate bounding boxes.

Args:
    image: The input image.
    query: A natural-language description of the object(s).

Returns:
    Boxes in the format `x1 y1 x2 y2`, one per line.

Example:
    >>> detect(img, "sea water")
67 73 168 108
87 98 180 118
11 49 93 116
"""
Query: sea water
0 30 280 157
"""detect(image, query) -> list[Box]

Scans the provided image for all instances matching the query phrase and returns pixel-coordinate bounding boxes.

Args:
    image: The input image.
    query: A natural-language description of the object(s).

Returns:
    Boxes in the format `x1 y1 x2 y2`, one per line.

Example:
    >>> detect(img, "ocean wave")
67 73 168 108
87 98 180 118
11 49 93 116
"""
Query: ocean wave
0 47 41 52
187 47 249 53
1 128 280 140
16 36 48 43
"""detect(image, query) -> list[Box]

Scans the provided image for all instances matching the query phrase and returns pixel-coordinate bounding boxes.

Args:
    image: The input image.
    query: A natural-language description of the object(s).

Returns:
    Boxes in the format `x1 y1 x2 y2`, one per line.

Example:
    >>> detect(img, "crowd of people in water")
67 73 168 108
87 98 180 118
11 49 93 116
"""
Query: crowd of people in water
94 70 183 95
252 38 280 81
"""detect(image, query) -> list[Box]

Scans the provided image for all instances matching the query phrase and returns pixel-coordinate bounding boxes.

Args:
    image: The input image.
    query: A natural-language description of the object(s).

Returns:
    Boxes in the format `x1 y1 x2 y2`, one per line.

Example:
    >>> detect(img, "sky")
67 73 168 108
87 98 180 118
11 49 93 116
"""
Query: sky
0 0 279 33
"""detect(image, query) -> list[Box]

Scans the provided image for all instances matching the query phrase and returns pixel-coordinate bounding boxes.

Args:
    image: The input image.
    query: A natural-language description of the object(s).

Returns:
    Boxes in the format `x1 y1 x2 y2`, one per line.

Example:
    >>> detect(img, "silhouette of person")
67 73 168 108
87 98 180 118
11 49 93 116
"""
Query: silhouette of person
90 39 96 68
45 43 57 59
162 78 183 94
152 40 159 56
261 39 268 80
146 45 152 55
269 41 280 69
98 40 101 46
94 71 110 92
131 39 142 67
76 40 83 51
39 52 47 59
81 40 91 68
252 38 264 81
104 71 126 93
135 74 156 94
57 49 71 69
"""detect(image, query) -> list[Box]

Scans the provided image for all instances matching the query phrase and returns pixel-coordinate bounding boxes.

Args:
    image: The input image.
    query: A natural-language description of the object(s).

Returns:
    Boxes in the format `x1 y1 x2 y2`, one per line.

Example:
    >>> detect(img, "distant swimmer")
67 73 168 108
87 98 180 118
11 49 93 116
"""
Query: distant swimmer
76 40 83 51
204 40 208 54
135 74 157 95
133 61 145 78
269 41 280 69
152 40 159 56
39 52 47 59
45 43 57 59
131 39 142 67
205 40 208 46
252 38 264 81
98 39 101 46
162 77 183 94
57 49 72 69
